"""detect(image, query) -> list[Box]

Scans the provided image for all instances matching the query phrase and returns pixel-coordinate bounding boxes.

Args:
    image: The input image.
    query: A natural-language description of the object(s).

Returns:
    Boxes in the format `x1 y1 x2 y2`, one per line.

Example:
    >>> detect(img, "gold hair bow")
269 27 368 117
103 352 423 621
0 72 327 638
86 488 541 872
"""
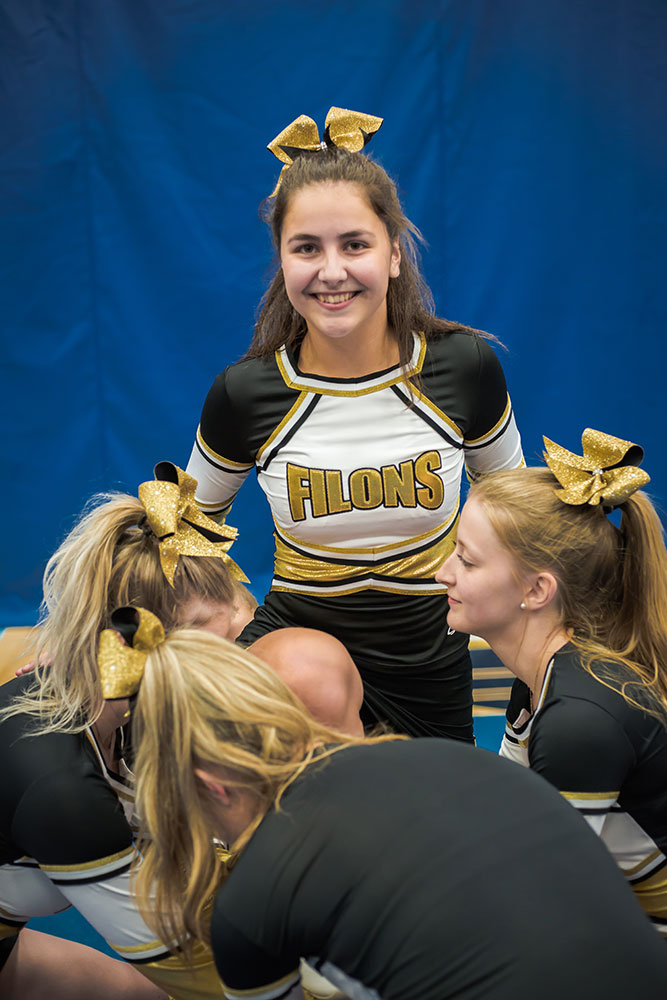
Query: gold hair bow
98 607 164 700
267 106 383 195
543 428 650 508
138 462 249 587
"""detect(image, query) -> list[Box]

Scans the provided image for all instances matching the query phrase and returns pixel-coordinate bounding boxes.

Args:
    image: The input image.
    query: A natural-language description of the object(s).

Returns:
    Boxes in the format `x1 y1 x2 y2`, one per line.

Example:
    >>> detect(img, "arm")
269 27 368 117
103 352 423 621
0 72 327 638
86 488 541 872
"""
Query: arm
463 339 524 479
498 679 531 767
211 911 304 1000
186 370 255 523
11 771 225 999
528 698 635 836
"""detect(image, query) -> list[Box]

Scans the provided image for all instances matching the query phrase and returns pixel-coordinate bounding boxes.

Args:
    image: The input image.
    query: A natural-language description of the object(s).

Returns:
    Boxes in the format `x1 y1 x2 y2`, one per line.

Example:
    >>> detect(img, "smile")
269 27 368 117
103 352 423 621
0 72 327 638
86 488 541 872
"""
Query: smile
312 292 359 304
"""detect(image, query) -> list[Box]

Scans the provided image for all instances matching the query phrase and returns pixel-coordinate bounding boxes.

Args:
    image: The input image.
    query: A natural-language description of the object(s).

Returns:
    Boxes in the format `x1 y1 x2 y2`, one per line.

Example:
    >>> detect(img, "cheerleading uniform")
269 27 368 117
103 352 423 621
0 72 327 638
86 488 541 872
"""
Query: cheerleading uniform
210 739 667 1000
500 644 667 936
0 676 223 997
186 330 523 739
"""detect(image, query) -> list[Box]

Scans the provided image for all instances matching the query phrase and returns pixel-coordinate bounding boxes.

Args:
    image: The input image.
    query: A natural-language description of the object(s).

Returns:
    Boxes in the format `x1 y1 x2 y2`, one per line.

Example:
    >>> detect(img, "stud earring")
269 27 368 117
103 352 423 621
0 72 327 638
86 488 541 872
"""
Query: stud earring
520 602 526 610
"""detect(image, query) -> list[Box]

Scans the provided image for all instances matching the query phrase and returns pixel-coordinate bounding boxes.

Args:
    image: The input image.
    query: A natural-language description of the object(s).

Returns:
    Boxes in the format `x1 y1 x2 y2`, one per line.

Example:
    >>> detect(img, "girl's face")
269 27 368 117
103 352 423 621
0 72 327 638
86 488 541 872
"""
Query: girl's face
436 497 526 640
280 181 400 350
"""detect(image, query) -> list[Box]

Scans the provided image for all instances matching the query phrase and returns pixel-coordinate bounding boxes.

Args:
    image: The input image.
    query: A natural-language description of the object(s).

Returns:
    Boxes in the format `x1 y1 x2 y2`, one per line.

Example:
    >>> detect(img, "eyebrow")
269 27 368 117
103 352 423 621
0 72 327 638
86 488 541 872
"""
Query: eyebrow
286 229 374 244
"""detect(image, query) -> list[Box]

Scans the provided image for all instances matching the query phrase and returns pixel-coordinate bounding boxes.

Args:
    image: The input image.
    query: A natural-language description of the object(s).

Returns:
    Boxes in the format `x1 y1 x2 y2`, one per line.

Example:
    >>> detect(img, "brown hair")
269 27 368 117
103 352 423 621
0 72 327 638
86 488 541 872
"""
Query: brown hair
246 148 487 370
470 468 667 719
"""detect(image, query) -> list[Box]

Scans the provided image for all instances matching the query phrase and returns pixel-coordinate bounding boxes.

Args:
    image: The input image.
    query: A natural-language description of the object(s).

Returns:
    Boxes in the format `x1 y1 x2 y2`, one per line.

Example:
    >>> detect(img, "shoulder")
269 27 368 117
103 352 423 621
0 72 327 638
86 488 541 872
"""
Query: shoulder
530 650 639 788
10 731 132 865
424 329 504 374
203 354 280 413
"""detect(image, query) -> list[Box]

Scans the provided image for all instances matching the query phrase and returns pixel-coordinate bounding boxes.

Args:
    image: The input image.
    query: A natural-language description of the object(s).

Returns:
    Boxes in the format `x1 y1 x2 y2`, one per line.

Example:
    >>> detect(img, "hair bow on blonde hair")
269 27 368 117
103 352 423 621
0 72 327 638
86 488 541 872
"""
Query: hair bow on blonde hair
543 428 650 509
98 606 163 700
138 462 248 587
267 106 383 195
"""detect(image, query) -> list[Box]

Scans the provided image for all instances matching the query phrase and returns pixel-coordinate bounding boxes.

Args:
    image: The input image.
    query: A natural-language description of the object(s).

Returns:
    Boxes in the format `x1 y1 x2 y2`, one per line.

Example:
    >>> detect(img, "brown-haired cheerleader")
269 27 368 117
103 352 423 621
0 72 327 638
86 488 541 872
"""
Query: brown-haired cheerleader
437 428 667 937
121 608 667 1000
186 106 524 743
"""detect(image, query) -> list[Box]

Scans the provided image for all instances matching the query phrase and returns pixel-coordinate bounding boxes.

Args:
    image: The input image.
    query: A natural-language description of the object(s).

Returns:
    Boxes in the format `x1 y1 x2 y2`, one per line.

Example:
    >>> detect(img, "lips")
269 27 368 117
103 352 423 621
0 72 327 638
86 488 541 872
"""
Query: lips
311 291 361 305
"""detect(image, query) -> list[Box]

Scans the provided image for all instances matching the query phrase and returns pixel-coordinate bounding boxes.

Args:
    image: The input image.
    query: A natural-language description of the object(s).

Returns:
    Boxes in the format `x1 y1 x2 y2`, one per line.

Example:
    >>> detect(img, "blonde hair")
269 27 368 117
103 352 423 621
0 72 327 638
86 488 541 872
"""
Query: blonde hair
470 467 667 718
2 493 236 733
132 631 401 952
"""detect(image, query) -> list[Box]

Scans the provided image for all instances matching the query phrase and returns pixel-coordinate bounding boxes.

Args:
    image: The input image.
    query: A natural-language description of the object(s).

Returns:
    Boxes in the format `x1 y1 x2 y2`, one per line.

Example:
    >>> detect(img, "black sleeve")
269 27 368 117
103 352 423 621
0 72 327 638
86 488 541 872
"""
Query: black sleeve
12 768 132 865
465 336 511 441
211 894 301 996
529 697 636 795
199 367 255 466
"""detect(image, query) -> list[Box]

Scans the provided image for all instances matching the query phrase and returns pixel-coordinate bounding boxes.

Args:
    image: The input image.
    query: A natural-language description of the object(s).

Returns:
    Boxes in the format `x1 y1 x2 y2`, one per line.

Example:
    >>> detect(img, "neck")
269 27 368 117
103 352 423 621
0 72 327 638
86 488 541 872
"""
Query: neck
298 323 400 378
484 613 570 702
91 705 122 770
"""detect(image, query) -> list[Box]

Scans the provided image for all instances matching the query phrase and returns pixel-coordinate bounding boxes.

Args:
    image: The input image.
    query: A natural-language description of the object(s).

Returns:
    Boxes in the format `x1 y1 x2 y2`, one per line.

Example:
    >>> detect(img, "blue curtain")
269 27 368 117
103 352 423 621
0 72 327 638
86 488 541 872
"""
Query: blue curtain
2 0 665 622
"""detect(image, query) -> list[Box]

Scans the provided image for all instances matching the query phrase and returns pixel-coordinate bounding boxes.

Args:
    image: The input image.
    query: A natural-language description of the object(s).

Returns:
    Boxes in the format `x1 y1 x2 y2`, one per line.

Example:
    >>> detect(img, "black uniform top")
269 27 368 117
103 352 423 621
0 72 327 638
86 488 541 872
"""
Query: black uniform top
500 643 667 936
0 675 223 998
210 739 667 1000
186 331 523 740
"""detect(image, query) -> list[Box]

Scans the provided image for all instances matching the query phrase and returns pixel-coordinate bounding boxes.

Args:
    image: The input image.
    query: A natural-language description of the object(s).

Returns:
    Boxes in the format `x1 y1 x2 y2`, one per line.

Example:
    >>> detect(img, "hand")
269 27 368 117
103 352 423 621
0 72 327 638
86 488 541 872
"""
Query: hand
16 651 53 677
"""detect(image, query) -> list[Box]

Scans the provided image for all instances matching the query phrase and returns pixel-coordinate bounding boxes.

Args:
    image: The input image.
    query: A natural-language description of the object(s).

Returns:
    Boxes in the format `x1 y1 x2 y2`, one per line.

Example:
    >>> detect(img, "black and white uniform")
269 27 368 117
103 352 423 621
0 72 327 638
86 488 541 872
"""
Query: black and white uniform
0 676 223 997
500 644 667 936
210 739 667 1000
187 330 523 739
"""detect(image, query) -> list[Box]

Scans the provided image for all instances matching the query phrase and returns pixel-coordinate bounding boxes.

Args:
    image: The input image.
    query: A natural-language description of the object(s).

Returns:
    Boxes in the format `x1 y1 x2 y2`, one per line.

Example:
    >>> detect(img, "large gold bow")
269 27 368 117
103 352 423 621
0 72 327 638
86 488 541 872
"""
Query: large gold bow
543 428 650 508
98 607 164 700
267 106 383 195
138 462 249 587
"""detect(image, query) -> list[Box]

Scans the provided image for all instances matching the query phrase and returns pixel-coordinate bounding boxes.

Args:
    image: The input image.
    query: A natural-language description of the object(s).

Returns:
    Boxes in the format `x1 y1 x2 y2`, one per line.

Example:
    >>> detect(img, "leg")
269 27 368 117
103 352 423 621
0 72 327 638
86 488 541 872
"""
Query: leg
0 929 168 1000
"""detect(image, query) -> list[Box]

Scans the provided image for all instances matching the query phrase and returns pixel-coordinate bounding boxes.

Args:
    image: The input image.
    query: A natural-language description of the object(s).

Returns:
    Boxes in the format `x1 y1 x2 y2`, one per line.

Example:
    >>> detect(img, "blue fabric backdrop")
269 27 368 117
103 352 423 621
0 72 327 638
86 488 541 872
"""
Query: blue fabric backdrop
2 0 666 623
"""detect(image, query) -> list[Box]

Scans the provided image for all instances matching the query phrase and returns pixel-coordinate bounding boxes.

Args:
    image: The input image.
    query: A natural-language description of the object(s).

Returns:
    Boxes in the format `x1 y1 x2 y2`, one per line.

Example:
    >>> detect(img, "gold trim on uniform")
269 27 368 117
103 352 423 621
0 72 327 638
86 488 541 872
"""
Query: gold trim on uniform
39 845 134 874
220 968 300 999
465 396 511 445
196 428 254 470
276 507 458 558
273 530 456 585
256 391 312 465
632 865 667 927
275 334 426 398
406 385 464 440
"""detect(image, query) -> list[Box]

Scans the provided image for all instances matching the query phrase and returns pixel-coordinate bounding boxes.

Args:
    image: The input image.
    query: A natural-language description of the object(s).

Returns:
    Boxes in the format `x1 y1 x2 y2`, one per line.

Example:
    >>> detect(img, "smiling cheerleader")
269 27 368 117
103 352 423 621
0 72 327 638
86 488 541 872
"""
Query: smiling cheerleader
186 107 524 740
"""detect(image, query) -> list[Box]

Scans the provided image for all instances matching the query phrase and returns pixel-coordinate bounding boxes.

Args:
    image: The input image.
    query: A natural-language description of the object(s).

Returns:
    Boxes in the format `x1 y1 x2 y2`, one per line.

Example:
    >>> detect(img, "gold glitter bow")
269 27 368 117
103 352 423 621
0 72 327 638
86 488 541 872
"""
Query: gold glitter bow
98 607 164 700
267 106 383 195
543 428 650 508
138 462 249 587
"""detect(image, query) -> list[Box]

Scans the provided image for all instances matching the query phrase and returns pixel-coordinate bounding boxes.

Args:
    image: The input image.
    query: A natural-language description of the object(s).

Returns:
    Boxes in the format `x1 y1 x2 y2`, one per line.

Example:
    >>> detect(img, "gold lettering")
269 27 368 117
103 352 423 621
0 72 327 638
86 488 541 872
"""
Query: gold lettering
325 470 352 514
349 469 384 510
287 464 311 521
415 451 444 509
310 469 328 517
382 460 417 508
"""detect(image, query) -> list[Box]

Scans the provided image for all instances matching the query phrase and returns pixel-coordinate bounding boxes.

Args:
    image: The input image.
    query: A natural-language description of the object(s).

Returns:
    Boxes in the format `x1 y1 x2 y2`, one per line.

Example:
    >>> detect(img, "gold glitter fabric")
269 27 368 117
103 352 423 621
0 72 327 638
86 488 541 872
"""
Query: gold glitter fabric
543 428 650 508
138 462 248 587
98 607 165 700
267 106 383 195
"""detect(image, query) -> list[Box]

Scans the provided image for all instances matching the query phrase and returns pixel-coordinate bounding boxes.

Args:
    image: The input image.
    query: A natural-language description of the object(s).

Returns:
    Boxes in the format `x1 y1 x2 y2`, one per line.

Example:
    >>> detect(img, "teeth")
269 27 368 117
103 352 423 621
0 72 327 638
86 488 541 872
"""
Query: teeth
316 293 356 304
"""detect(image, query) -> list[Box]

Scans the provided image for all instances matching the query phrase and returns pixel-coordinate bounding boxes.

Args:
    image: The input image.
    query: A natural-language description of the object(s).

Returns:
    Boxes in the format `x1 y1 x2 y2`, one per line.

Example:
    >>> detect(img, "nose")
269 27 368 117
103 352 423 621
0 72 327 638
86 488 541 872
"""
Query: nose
435 552 455 586
318 249 347 283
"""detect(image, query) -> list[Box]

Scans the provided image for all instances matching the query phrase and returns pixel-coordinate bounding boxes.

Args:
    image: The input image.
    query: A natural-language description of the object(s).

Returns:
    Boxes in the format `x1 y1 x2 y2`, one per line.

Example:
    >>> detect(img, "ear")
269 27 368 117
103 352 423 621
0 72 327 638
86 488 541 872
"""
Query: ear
390 238 401 278
522 571 559 612
194 767 231 803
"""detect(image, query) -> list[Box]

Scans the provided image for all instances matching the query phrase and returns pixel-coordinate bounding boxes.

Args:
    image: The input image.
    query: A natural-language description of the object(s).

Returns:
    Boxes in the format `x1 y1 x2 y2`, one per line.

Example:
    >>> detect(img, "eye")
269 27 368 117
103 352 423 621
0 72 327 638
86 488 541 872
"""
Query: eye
294 243 318 255
345 240 368 252
456 551 474 568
